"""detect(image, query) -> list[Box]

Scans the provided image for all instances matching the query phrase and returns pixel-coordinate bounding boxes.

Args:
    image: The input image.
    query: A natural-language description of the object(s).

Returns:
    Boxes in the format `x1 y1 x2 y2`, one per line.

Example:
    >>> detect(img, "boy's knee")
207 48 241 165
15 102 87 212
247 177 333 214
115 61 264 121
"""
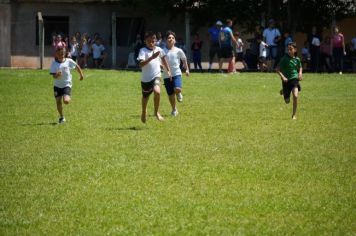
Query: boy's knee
284 98 290 104
175 88 181 93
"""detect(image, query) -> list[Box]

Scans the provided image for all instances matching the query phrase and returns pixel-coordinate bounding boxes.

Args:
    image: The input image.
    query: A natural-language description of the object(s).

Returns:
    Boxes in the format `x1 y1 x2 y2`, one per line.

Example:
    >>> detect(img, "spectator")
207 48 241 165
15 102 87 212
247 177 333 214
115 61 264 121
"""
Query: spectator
207 20 223 70
191 33 203 70
218 19 237 73
52 34 67 52
233 31 248 70
246 25 262 70
309 26 321 72
351 33 356 72
263 19 281 71
331 26 346 74
133 34 143 67
78 35 90 68
92 38 106 68
283 30 293 54
68 36 79 62
320 37 332 73
257 35 268 72
301 41 311 70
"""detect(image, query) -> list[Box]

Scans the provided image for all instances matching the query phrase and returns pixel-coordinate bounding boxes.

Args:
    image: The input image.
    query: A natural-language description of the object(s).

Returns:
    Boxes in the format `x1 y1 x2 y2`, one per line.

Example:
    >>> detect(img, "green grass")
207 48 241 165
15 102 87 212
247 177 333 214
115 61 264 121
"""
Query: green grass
0 69 355 235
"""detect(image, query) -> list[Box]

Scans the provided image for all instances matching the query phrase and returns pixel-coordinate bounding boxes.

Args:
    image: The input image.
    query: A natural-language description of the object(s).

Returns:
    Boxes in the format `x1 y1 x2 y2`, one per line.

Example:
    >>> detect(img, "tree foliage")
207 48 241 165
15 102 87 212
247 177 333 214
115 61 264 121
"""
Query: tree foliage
119 0 356 33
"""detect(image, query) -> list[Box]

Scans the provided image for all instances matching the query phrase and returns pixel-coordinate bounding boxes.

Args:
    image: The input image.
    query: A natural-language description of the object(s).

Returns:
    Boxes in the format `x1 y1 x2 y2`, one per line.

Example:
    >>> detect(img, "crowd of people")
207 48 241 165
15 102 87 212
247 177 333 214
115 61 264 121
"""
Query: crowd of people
52 31 107 69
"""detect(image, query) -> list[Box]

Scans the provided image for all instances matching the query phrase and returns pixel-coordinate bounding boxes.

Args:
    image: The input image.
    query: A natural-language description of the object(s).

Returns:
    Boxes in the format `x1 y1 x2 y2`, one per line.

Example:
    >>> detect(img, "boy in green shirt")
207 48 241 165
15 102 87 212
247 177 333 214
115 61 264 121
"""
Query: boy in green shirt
276 42 303 120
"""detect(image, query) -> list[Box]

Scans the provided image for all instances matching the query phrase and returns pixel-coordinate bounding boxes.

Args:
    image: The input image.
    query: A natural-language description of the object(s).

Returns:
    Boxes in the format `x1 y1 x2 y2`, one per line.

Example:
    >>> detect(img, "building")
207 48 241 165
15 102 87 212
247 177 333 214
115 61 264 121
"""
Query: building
0 0 188 68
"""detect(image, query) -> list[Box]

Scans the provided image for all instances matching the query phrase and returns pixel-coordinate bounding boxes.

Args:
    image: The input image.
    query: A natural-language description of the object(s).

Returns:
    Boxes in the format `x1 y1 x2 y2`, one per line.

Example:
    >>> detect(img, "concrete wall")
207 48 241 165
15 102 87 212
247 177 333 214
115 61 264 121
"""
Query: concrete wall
0 3 11 67
9 2 187 69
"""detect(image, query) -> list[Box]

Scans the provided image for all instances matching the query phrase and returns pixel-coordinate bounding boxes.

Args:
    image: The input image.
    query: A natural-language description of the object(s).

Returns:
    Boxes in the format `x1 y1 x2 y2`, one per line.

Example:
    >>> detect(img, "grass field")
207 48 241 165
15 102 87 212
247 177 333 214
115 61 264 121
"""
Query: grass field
0 69 355 235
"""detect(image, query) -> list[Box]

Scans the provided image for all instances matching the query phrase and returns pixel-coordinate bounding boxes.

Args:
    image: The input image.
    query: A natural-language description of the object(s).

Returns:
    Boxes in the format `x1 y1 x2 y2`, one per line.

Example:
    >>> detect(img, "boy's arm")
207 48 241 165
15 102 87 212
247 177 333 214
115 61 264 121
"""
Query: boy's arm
139 51 160 68
182 58 189 76
161 56 172 79
276 66 288 82
76 64 84 80
298 67 303 81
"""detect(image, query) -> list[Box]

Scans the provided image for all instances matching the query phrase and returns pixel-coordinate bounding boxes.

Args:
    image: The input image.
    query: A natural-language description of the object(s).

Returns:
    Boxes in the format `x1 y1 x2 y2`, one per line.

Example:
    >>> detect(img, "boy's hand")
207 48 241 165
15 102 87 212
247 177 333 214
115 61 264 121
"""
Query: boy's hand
151 51 160 59
55 71 62 79
298 73 303 81
282 76 288 83
185 69 190 77
80 75 84 81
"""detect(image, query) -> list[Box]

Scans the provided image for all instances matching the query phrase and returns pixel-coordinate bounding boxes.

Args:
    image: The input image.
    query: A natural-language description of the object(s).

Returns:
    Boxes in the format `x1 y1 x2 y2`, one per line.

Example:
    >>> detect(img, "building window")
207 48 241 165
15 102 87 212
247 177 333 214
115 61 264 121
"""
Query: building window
36 16 69 46
116 17 145 46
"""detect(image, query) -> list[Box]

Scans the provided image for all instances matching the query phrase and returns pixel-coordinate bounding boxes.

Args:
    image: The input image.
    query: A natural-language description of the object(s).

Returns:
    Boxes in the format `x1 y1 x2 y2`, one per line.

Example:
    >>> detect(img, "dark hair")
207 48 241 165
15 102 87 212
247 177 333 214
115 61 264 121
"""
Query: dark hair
226 19 232 25
287 42 297 49
165 30 176 38
145 31 156 39
56 47 66 53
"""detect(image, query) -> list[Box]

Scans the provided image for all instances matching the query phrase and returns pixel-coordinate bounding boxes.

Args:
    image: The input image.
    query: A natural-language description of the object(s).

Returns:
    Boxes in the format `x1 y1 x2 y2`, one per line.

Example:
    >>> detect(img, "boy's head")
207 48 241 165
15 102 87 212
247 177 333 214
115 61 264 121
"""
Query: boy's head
165 30 176 46
144 31 156 49
234 31 240 38
287 42 297 57
55 47 66 61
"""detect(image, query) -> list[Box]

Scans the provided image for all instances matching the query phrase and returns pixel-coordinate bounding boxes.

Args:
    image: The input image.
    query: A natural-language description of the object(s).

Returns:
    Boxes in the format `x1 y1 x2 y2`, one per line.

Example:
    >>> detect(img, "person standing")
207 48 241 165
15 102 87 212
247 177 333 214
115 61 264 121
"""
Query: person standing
309 26 321 72
191 33 203 71
163 31 189 117
331 26 346 74
351 33 356 72
276 42 302 120
218 19 237 73
137 31 171 123
263 19 281 71
207 20 223 71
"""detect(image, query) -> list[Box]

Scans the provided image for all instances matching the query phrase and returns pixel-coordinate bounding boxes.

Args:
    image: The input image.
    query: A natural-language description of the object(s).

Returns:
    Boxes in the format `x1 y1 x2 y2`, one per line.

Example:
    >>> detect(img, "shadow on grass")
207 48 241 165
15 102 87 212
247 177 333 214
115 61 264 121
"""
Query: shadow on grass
21 122 58 126
106 126 147 131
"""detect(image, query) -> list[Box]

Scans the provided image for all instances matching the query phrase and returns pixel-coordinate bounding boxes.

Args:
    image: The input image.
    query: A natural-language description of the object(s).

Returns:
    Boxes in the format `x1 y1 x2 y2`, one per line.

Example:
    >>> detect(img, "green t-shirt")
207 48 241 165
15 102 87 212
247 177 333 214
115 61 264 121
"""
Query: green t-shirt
278 54 302 80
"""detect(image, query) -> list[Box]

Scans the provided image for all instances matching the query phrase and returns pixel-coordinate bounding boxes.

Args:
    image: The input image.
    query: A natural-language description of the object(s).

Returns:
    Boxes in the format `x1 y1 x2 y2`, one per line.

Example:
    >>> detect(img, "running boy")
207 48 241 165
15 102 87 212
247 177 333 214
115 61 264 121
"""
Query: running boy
137 31 171 123
50 47 84 124
163 30 189 117
276 42 302 120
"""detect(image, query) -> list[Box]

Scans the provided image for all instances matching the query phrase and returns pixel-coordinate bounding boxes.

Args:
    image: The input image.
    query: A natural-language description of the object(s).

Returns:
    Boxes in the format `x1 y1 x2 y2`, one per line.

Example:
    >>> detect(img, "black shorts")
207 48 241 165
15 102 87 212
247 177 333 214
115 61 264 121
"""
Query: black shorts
218 46 233 59
235 52 244 62
209 43 220 60
141 77 160 98
282 79 301 100
54 86 71 98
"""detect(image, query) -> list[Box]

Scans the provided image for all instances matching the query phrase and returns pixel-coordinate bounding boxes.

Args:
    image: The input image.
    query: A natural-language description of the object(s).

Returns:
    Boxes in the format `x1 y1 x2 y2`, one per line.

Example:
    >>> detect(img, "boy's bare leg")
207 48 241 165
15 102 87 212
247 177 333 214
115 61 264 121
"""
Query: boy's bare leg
292 87 299 119
56 97 63 117
141 96 148 123
169 94 176 112
153 85 164 121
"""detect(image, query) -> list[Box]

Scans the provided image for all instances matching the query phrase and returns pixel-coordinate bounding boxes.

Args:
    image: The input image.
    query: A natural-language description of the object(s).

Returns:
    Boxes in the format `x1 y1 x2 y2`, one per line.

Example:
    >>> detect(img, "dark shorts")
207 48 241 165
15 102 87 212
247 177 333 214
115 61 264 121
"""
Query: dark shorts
282 79 301 100
54 86 71 98
93 58 103 64
141 77 160 98
235 52 244 62
218 46 234 59
164 75 182 96
209 43 220 60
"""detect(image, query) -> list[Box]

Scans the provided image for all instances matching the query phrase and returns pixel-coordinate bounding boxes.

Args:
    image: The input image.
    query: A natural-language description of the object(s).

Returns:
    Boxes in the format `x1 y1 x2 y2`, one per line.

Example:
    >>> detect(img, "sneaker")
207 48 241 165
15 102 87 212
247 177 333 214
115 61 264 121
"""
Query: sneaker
177 93 183 102
171 109 178 117
339 71 343 75
292 115 297 120
279 89 283 95
58 117 66 124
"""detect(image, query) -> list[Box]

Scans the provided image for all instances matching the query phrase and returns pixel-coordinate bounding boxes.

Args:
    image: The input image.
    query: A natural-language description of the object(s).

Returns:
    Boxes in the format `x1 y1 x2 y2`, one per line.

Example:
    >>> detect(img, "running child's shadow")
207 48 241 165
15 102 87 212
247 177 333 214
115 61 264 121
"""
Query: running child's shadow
21 122 58 126
106 126 147 131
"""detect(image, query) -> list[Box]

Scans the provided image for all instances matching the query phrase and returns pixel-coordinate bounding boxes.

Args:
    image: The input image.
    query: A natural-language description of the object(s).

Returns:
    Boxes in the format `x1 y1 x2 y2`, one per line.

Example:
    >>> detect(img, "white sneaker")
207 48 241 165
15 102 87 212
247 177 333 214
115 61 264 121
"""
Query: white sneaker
58 117 66 124
177 93 183 102
339 71 343 75
171 109 178 117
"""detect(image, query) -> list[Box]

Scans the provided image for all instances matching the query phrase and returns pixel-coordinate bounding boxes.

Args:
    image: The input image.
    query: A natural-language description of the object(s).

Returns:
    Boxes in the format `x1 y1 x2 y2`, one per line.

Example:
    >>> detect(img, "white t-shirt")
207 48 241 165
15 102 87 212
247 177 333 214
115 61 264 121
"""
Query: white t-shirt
162 46 186 78
92 43 105 59
259 41 268 58
263 28 281 46
311 37 321 47
235 38 244 53
50 58 77 88
80 43 90 55
137 46 166 82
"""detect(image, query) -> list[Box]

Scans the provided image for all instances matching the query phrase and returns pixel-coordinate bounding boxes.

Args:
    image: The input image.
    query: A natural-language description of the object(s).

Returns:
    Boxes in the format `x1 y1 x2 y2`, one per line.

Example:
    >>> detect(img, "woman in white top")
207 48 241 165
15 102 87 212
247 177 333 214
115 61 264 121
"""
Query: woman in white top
163 30 189 117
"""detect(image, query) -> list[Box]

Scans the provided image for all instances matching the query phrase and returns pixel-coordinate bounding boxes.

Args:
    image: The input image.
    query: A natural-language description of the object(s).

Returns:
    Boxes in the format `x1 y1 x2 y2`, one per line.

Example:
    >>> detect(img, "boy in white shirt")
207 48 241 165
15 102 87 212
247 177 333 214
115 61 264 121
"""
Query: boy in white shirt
92 38 106 68
137 31 171 123
163 30 189 117
50 47 84 124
